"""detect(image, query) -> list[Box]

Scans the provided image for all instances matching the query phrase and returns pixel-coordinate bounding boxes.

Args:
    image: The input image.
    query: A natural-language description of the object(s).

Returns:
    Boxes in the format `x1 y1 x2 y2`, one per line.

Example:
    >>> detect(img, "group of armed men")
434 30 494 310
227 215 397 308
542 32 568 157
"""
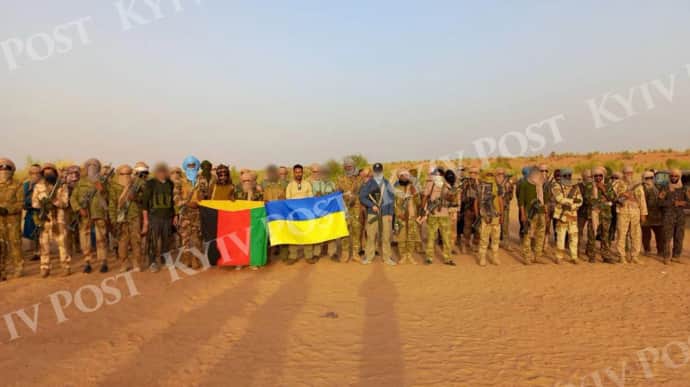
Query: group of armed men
0 155 688 280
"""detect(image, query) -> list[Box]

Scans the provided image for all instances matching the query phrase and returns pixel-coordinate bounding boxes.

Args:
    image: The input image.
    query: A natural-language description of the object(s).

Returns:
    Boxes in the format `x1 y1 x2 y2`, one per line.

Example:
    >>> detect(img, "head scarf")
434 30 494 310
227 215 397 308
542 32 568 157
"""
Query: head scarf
521 166 530 178
527 166 544 204
669 168 683 191
84 158 101 182
182 155 200 185
560 168 574 186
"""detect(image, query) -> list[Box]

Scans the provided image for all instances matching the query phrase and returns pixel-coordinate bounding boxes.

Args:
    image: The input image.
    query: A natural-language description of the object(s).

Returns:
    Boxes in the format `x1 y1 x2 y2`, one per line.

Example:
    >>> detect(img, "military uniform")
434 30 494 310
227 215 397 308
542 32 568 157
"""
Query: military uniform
422 178 458 264
311 176 337 258
612 177 648 263
552 180 583 263
519 176 546 264
476 178 503 266
109 165 144 271
69 159 110 272
584 179 616 262
175 177 204 269
660 178 689 262
336 174 363 261
32 169 71 276
497 175 514 245
393 178 420 264
0 158 24 279
262 177 287 261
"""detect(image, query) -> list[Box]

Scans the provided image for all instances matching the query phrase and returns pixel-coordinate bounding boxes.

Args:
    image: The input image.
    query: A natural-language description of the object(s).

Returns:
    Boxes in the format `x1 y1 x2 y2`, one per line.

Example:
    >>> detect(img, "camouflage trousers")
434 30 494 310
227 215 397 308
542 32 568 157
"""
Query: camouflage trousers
365 214 392 261
116 219 142 269
500 204 510 243
79 219 108 265
341 207 362 259
179 210 202 268
39 221 71 272
288 244 314 261
555 218 578 261
0 215 23 278
522 214 546 261
586 209 612 260
449 209 459 247
426 215 452 262
616 210 642 261
478 217 501 262
396 218 420 259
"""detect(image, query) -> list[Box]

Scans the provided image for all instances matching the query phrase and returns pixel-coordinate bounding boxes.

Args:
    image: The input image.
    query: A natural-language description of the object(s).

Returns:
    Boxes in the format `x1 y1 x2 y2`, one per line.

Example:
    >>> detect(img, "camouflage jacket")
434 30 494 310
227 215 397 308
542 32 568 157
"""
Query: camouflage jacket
235 188 263 201
0 178 25 219
584 181 615 219
108 179 144 223
613 180 648 215
642 184 664 225
70 178 109 220
261 180 286 201
32 179 70 224
311 179 336 197
393 183 419 221
552 182 582 221
336 175 362 209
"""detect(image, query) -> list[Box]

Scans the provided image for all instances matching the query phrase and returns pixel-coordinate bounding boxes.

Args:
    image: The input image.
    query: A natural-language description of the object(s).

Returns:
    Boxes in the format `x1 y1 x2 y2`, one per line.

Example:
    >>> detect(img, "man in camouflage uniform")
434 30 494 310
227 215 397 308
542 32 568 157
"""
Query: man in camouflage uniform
542 165 560 248
32 163 71 277
659 168 689 264
310 163 338 261
461 167 480 253
336 157 363 262
612 165 648 264
641 171 665 257
0 158 24 280
584 167 616 263
551 168 583 264
23 164 41 261
519 166 547 265
444 169 461 254
495 167 513 248
577 169 592 250
63 165 81 258
476 169 503 266
109 164 144 272
421 168 459 266
175 156 205 269
70 158 111 273
393 170 420 264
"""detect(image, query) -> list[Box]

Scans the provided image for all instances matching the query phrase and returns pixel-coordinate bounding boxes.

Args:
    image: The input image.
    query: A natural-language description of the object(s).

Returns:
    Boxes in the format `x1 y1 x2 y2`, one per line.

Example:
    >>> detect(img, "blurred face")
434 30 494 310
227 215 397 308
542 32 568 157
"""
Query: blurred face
344 163 354 176
266 167 278 182
311 167 321 180
29 166 41 183
155 168 168 182
278 168 288 180
469 171 478 180
623 171 633 182
294 167 303 182
495 172 504 182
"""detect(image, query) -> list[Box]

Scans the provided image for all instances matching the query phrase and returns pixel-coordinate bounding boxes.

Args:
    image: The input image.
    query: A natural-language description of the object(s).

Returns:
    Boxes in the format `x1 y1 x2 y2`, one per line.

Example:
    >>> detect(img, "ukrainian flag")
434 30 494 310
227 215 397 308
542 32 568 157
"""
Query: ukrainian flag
265 192 350 245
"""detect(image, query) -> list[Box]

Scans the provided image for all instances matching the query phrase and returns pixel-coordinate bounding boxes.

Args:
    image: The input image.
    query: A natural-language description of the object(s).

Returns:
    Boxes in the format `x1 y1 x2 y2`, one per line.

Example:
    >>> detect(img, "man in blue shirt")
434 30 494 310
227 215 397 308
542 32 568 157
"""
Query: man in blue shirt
359 163 396 265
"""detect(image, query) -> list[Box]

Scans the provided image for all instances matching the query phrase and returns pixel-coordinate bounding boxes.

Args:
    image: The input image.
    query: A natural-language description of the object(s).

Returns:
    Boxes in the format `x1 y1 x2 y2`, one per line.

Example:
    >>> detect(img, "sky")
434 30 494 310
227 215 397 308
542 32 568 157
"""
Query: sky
1 0 689 169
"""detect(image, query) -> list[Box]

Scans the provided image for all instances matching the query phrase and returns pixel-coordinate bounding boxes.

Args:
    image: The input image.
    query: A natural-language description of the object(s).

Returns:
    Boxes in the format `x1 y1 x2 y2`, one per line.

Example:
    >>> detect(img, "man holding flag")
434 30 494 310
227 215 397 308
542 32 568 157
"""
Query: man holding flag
285 164 315 264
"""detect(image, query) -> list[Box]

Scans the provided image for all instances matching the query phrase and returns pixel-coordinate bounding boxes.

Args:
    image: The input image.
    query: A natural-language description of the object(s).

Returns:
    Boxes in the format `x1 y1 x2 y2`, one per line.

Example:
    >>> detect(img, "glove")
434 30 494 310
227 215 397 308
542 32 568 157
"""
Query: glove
0 207 8 216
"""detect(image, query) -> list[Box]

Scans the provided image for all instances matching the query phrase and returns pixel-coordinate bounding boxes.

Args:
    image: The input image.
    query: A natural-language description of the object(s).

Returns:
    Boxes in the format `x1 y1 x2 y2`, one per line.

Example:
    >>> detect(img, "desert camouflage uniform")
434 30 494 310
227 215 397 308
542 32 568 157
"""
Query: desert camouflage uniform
175 177 205 269
336 174 363 261
0 172 24 279
423 181 458 263
641 183 665 256
109 175 144 270
498 177 514 245
552 182 583 263
33 178 71 274
262 179 287 261
70 171 109 267
612 180 647 263
393 182 420 264
477 180 503 266
584 181 615 262
461 178 479 251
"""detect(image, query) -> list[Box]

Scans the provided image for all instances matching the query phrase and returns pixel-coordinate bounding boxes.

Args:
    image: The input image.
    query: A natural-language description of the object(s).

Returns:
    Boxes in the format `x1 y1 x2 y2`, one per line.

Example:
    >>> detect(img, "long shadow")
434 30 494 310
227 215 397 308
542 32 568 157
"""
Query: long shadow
96 273 262 386
201 265 314 386
356 263 405 386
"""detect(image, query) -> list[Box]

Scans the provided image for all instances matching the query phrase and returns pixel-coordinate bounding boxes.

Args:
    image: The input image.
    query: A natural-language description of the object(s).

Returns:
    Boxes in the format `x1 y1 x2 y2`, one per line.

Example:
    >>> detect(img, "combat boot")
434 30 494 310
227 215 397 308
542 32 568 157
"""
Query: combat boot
631 257 643 265
100 262 109 273
489 254 500 265
424 257 433 265
41 268 50 278
83 263 93 273
478 255 487 267
570 257 579 265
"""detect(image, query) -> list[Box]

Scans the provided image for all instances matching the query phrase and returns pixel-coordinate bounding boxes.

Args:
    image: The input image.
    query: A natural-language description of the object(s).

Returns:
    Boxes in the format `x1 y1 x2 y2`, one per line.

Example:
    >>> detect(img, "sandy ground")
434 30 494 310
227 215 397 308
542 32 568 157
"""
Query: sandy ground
1 217 689 387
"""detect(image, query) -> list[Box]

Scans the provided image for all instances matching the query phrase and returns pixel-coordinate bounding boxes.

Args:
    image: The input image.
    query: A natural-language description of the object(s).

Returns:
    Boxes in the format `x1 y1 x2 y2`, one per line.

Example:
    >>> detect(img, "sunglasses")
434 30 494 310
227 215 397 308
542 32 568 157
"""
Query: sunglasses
671 175 680 178
594 174 603 178
0 165 13 171
644 177 654 180
611 177 620 180
562 174 572 178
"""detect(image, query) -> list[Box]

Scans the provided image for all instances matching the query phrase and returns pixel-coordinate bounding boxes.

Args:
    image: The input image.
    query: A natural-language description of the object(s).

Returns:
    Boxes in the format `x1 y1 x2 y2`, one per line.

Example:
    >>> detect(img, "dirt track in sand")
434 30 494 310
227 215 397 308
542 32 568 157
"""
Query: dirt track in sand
1 229 689 387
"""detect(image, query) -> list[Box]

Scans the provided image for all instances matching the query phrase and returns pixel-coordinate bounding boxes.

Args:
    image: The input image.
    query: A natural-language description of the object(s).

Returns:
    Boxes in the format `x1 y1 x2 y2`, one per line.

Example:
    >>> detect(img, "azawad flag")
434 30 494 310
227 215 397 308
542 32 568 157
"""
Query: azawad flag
265 192 349 245
199 200 268 267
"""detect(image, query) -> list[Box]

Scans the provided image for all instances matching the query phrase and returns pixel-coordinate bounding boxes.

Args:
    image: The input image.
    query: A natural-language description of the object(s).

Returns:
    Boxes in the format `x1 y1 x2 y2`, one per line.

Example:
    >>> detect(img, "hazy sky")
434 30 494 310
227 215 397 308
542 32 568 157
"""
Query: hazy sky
2 0 689 169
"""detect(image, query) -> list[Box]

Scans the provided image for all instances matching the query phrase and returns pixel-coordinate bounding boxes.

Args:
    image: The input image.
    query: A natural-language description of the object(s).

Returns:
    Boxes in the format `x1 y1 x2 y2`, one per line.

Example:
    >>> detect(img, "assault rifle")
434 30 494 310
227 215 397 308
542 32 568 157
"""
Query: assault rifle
69 167 115 230
37 177 64 223
473 182 498 233
616 182 643 205
116 178 144 223
523 198 544 236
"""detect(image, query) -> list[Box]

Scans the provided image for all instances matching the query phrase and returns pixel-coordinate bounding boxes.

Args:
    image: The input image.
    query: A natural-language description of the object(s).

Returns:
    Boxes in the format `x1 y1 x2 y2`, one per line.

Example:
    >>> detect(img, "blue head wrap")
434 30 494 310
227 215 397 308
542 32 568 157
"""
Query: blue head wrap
182 155 200 185
522 166 530 178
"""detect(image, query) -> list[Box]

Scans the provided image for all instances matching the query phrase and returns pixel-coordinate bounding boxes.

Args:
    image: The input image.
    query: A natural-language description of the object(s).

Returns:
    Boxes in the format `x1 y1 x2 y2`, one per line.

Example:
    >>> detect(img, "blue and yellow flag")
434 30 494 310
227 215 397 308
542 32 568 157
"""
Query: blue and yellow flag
265 192 350 245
